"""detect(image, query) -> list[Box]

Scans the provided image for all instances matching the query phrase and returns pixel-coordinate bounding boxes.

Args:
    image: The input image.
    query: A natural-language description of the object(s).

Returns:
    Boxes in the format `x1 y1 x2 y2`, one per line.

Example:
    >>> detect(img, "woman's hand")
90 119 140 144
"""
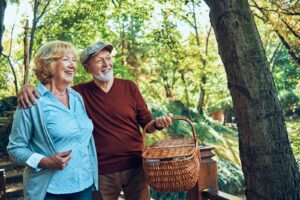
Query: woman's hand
38 151 72 170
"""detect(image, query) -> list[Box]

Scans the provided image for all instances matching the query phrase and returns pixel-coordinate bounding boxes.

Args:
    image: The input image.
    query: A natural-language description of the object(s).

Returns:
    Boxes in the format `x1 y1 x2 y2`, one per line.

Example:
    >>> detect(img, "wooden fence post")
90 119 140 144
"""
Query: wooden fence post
188 146 218 200
0 169 6 200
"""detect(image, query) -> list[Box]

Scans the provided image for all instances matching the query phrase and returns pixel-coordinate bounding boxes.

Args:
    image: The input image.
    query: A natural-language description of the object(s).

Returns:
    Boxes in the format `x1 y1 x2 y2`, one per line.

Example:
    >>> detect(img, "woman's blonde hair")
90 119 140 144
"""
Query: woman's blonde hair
34 40 78 84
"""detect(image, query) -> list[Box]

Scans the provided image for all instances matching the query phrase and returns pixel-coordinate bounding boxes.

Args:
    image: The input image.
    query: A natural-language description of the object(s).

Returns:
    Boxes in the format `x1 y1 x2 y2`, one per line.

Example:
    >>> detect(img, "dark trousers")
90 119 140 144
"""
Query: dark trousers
93 167 150 200
44 185 93 200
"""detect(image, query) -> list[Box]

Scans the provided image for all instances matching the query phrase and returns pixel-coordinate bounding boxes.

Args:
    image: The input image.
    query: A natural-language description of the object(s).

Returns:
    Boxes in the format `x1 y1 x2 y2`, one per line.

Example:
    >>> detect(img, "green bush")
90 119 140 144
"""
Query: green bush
0 96 17 116
0 121 12 156
279 90 300 115
150 190 187 200
0 96 17 155
217 159 244 195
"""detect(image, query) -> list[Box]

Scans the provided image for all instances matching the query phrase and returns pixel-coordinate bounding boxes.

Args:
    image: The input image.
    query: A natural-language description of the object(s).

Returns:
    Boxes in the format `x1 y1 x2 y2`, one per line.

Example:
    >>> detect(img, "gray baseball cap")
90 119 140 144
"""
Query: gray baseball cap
80 41 113 64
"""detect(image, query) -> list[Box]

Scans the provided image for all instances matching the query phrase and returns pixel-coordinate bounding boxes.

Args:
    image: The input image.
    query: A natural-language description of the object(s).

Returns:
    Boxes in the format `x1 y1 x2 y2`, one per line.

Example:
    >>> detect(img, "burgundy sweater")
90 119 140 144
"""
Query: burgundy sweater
72 78 153 174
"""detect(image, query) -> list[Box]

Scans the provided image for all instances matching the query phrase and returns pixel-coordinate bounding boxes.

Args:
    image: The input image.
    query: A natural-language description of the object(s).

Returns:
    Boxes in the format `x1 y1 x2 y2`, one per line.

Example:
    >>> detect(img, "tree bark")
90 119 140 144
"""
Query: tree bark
0 0 6 54
204 0 300 199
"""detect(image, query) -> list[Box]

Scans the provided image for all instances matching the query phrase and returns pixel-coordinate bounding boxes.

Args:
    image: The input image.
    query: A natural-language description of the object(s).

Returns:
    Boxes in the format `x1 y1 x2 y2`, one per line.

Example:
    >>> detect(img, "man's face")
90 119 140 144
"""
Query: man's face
84 49 113 81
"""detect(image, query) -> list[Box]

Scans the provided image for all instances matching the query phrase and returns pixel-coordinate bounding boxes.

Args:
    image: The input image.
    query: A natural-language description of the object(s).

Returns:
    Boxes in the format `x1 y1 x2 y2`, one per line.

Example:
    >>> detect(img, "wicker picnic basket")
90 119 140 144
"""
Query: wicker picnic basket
142 116 200 192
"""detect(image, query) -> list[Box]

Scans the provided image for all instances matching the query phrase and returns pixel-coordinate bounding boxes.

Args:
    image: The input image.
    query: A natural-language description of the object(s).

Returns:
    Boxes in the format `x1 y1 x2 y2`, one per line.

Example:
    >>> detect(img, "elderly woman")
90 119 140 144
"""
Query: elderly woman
7 41 98 200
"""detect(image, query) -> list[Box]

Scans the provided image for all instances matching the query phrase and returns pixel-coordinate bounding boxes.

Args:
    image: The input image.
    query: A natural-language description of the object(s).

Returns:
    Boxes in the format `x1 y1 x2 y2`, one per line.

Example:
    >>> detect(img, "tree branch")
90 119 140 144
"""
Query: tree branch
1 53 19 95
251 0 300 66
280 17 300 40
250 1 300 16
169 9 195 29
29 0 52 60
205 25 212 55
276 30 300 66
269 43 282 72
36 0 51 23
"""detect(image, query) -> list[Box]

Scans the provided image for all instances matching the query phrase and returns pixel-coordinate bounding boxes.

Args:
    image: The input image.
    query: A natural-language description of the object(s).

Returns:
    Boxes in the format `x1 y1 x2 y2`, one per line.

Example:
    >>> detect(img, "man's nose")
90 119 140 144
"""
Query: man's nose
102 59 109 66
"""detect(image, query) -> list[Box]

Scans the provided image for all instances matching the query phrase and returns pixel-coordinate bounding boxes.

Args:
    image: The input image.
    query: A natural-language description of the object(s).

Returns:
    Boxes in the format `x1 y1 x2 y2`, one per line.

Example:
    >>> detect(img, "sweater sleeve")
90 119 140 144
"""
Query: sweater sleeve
133 82 153 129
7 107 45 170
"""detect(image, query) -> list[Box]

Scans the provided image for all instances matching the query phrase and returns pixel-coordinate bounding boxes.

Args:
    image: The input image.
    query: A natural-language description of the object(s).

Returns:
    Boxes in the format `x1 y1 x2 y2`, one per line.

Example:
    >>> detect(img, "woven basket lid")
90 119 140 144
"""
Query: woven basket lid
142 138 195 159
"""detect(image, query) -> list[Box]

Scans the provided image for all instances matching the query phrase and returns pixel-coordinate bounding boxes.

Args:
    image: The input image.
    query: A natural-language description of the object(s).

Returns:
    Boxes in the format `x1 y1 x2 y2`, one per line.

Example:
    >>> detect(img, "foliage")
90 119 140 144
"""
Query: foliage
250 0 300 65
33 0 111 51
217 159 244 194
287 120 300 169
0 96 16 116
0 58 10 96
279 90 300 114
0 96 16 154
0 120 12 155
253 2 300 117
150 189 187 200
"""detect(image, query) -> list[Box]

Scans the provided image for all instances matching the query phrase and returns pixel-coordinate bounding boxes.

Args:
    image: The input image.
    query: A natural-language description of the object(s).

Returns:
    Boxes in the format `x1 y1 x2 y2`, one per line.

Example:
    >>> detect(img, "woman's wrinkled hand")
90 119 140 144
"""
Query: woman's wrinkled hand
38 151 72 170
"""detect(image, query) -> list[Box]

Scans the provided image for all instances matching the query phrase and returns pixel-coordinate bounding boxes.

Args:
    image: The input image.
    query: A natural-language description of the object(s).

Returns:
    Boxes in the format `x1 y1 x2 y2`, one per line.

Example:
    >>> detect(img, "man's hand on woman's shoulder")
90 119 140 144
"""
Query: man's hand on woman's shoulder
18 84 40 108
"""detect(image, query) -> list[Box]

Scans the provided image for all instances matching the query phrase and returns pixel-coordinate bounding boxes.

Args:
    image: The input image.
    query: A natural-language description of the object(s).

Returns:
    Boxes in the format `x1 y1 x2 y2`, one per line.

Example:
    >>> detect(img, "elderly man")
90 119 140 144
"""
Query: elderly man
18 41 172 200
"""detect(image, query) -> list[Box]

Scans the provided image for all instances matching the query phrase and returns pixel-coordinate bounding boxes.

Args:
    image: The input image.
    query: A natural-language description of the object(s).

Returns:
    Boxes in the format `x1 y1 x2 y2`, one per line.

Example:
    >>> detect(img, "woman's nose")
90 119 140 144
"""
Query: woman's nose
69 60 77 69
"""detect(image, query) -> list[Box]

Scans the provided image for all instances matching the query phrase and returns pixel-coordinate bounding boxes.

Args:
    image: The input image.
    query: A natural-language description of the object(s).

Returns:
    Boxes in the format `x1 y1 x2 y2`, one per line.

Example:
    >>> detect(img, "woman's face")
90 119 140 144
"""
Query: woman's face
52 53 77 85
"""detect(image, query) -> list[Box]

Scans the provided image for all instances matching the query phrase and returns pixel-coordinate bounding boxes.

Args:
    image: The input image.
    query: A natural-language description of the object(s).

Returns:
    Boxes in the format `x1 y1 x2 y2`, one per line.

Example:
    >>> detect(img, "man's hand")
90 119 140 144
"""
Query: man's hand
147 113 173 133
18 84 40 108
38 151 72 170
155 114 172 129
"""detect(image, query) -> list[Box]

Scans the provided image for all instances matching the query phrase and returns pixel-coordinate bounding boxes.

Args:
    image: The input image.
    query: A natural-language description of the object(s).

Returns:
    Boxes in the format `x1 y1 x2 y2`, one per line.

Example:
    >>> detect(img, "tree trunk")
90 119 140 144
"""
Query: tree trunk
204 0 300 199
0 0 6 54
180 70 191 117
162 76 174 98
29 0 52 60
24 19 30 85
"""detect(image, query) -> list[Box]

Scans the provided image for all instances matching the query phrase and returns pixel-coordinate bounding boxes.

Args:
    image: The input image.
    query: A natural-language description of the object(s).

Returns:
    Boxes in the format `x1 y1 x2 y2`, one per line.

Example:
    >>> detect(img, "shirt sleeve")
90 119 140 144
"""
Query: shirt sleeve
25 153 45 171
7 107 43 169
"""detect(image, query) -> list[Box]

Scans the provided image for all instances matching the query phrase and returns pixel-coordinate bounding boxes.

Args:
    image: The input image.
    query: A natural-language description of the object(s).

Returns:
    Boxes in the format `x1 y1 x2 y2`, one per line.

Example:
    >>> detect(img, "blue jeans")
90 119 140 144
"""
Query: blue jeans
44 185 92 200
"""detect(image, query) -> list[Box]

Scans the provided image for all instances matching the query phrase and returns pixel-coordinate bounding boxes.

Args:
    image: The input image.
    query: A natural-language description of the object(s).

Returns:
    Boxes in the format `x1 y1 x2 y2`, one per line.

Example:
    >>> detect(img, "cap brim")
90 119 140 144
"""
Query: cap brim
89 44 113 59
80 43 113 64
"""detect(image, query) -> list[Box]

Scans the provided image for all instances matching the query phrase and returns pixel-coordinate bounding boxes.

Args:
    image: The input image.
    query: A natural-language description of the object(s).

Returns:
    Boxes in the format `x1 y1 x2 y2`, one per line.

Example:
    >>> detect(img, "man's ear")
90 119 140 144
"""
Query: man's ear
83 63 90 72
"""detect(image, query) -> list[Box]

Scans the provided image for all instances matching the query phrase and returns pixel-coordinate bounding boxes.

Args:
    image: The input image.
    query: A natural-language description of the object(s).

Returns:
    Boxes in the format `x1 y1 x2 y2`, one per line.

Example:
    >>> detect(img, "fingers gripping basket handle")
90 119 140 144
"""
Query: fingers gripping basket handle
143 116 198 149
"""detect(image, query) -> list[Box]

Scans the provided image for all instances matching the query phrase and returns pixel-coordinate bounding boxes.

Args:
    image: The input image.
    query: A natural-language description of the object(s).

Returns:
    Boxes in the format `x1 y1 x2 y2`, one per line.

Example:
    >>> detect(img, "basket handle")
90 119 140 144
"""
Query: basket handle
142 116 198 148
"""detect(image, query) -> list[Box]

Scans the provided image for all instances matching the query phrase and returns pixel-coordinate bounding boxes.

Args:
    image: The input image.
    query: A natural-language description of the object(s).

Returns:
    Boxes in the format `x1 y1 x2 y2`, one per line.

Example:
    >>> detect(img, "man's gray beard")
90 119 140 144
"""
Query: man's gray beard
93 68 114 82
